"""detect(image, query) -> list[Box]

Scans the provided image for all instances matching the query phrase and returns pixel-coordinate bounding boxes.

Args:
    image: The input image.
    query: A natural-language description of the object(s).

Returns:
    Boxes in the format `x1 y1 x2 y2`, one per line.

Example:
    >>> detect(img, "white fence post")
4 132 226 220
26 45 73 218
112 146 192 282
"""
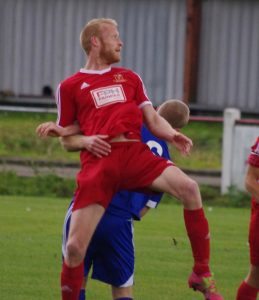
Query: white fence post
221 108 241 194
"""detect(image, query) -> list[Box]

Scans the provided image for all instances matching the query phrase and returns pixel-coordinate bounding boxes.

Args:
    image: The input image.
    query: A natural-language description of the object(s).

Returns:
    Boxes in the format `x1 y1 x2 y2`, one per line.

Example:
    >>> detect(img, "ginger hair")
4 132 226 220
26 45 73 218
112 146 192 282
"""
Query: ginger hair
80 18 118 55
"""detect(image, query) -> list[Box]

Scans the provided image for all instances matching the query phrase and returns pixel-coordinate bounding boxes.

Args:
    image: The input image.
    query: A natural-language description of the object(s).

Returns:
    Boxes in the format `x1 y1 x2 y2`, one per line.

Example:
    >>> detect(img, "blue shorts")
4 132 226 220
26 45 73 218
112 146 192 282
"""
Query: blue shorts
62 204 134 287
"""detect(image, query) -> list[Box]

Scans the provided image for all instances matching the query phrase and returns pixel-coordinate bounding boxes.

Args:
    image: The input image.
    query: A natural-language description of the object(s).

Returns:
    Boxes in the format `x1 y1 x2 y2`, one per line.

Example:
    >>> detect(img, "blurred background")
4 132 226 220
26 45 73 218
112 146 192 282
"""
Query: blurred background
1 2 259 299
0 0 259 113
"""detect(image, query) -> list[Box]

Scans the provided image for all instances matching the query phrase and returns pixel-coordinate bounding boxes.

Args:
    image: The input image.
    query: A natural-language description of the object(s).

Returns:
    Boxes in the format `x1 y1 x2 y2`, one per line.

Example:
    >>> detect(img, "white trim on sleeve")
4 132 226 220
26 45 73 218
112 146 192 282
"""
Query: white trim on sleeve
139 100 152 109
145 200 158 208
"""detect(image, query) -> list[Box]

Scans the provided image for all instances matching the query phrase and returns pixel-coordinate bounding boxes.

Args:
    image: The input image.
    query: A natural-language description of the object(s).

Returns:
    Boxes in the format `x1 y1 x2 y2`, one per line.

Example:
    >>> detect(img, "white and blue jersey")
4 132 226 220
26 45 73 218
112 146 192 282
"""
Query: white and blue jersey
62 126 171 287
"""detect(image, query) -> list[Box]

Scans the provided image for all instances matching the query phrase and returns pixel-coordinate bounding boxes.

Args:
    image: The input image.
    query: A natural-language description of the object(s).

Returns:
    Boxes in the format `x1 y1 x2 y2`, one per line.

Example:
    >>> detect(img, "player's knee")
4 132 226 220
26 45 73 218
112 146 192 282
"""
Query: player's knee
249 265 259 282
180 178 200 201
66 240 85 264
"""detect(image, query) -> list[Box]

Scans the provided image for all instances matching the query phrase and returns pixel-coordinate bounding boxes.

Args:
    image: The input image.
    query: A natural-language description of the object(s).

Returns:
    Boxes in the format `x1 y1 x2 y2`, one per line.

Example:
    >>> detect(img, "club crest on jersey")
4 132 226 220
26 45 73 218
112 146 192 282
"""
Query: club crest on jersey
113 73 127 83
91 85 126 108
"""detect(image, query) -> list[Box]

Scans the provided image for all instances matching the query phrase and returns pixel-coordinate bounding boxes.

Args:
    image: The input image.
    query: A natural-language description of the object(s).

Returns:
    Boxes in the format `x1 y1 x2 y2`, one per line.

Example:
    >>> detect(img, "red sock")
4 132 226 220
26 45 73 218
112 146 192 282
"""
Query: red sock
61 261 84 300
236 281 258 300
249 199 259 265
184 208 210 275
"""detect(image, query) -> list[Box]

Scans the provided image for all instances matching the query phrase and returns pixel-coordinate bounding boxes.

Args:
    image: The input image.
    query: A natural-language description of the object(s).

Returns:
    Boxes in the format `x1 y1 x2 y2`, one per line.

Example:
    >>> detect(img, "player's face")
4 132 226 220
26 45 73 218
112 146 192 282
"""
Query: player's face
99 24 123 64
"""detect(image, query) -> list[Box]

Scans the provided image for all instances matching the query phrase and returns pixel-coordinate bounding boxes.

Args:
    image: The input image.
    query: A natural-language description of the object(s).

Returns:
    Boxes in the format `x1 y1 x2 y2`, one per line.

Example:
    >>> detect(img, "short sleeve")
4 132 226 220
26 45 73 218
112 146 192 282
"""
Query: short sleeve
133 72 152 109
248 137 259 168
56 82 77 127
145 193 163 208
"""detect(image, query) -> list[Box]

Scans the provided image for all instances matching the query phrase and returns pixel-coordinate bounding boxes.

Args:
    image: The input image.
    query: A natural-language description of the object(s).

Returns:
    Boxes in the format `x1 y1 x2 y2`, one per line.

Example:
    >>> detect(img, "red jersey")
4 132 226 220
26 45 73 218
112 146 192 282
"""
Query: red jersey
248 137 259 168
56 67 151 139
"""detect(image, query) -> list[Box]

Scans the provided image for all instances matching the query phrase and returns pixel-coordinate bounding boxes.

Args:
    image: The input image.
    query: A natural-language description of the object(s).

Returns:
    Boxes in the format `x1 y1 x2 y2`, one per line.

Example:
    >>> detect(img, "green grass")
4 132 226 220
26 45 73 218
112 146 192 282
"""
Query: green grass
0 171 251 206
0 171 76 197
0 111 223 169
0 111 78 162
0 195 250 299
173 121 223 170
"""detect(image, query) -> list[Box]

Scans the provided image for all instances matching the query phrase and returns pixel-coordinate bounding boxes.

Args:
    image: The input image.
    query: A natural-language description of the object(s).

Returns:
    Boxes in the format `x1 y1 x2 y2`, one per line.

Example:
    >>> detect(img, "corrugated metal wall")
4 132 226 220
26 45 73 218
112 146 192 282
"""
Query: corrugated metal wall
198 0 259 112
1 0 258 111
0 0 186 106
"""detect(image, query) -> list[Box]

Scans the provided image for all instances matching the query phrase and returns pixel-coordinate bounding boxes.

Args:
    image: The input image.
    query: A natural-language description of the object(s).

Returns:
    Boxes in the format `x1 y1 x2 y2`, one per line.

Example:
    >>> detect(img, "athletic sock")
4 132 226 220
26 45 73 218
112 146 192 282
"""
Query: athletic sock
184 208 210 275
61 261 84 300
79 289 86 300
236 281 258 300
249 200 259 265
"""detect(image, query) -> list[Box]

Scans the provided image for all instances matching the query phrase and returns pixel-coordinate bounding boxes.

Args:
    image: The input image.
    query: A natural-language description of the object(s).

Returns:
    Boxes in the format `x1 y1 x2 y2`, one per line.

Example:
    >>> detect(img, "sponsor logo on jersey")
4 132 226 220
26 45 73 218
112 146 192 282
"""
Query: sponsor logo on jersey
113 73 127 83
91 85 126 108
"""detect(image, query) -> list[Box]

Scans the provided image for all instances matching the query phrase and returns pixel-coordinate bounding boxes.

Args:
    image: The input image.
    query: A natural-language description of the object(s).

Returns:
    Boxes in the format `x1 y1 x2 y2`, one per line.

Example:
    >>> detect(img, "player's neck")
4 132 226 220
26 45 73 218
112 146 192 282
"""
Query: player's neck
84 57 111 71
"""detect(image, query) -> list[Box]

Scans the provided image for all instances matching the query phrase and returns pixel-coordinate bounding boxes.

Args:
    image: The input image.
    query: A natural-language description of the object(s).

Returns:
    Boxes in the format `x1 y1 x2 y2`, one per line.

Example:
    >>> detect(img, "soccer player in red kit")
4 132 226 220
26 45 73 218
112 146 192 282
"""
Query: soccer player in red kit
36 18 223 300
236 137 259 300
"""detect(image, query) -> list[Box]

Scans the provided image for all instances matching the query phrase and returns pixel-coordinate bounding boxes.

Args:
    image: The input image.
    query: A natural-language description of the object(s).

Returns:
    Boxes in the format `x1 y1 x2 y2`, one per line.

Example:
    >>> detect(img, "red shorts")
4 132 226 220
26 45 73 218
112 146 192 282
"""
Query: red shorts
73 141 173 211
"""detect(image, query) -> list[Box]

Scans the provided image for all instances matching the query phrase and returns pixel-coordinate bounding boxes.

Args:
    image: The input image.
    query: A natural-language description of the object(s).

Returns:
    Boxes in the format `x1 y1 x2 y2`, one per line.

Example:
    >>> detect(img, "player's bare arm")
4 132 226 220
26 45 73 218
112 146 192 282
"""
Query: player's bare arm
245 165 259 199
36 122 80 138
142 104 192 155
139 206 150 218
60 134 111 158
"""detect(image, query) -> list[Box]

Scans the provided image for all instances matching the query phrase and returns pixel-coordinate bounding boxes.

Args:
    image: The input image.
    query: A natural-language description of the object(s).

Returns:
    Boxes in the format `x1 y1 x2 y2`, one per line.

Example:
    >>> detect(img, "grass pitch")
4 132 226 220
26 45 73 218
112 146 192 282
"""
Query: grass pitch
0 111 222 170
0 195 250 299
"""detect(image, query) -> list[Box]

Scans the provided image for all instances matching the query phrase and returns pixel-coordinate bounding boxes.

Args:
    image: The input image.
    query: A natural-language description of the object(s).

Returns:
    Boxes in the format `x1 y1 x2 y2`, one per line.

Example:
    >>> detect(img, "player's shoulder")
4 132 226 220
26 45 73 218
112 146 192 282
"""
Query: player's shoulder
112 66 132 73
112 67 142 79
247 136 259 167
60 71 84 88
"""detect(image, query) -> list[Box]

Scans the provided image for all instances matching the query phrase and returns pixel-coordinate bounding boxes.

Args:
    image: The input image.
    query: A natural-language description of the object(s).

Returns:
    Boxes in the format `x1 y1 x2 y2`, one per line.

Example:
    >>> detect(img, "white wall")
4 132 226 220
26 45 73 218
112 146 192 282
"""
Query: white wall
221 108 259 193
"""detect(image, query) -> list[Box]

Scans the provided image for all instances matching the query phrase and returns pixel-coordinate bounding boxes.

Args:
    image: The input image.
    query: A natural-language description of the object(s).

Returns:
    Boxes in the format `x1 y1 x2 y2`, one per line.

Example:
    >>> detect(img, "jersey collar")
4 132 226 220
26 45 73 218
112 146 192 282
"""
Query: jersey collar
80 66 111 75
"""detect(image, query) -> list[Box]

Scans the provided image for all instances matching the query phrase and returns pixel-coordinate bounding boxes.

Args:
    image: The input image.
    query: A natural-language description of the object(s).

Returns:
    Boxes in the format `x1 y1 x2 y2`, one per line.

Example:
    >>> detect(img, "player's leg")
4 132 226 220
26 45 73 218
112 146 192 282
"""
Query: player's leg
148 165 202 209
111 286 133 300
149 165 223 299
78 252 93 300
78 276 87 300
62 199 94 300
236 199 259 300
90 212 135 299
236 279 258 300
61 204 105 300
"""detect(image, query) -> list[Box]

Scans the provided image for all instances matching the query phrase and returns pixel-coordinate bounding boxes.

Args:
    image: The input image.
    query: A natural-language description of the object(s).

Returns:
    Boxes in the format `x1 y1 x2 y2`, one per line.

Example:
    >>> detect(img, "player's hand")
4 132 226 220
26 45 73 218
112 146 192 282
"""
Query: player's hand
36 122 63 138
171 132 193 155
82 135 111 158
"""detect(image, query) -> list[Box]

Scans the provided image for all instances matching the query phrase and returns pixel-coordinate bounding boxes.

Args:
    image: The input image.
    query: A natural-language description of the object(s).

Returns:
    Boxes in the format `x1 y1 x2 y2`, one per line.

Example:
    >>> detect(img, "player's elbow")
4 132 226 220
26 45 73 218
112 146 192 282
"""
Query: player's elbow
59 137 75 152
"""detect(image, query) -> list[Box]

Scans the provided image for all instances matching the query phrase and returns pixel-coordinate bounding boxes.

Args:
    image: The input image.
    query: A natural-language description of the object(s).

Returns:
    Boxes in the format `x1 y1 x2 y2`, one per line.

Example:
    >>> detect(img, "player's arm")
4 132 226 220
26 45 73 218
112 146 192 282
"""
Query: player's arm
60 134 111 158
139 206 150 218
142 104 192 155
245 165 259 200
36 82 80 138
36 122 80 138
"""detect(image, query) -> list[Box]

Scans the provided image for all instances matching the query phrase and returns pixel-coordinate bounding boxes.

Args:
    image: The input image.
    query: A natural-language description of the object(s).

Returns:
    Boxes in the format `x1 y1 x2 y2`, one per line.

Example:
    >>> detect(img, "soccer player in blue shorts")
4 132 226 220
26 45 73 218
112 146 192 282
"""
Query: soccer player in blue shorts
61 99 189 300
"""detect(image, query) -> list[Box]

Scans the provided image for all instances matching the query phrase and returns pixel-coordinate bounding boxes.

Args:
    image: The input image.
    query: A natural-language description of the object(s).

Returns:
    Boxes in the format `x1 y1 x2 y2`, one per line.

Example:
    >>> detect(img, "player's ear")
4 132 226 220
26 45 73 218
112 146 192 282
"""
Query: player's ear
90 36 100 48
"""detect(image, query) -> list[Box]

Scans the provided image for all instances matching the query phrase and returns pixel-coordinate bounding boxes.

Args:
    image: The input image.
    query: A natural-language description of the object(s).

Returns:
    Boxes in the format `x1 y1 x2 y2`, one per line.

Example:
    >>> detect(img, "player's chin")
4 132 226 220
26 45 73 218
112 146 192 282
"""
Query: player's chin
113 52 121 62
113 57 121 63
